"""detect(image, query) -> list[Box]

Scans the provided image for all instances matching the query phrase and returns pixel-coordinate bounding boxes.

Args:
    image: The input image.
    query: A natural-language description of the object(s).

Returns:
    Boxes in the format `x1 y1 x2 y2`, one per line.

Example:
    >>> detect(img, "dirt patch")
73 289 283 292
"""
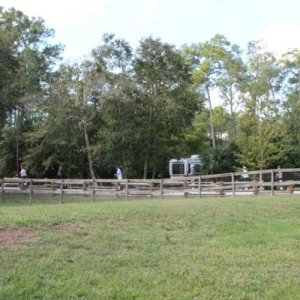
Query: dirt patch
106 219 126 229
0 229 38 246
51 224 76 234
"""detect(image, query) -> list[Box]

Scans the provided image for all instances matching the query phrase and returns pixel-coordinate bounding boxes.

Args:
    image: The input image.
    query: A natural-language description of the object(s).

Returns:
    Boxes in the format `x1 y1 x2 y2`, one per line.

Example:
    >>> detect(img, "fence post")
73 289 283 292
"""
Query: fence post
160 179 163 199
183 180 188 197
60 179 64 203
29 179 33 203
92 179 95 202
259 170 263 192
231 173 235 196
126 180 128 201
198 176 201 198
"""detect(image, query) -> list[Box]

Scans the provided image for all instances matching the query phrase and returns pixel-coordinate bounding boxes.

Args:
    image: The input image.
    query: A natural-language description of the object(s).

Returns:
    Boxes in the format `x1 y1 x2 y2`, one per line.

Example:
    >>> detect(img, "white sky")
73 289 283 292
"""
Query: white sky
2 0 300 62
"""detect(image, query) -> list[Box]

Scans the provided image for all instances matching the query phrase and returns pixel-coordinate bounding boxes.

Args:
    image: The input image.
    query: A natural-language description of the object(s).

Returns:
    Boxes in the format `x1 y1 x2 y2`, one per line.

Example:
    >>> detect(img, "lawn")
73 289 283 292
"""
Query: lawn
0 196 299 299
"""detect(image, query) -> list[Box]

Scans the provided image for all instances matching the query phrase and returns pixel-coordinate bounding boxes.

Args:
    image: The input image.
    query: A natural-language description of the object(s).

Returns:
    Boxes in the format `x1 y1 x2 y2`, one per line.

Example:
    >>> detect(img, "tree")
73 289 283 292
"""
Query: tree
26 34 135 179
90 34 136 177
183 35 247 148
25 64 89 178
182 41 217 149
209 35 245 141
0 7 62 176
133 37 199 178
280 50 300 167
237 42 285 169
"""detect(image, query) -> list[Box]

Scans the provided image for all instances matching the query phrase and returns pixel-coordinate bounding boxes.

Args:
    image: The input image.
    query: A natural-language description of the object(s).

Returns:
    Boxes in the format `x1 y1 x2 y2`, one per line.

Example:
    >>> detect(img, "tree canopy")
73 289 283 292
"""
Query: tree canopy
1 7 300 178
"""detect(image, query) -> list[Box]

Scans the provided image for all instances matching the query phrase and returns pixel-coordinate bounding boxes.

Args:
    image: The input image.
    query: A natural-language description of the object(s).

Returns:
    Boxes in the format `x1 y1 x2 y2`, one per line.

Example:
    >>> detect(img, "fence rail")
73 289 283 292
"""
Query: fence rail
1 168 300 203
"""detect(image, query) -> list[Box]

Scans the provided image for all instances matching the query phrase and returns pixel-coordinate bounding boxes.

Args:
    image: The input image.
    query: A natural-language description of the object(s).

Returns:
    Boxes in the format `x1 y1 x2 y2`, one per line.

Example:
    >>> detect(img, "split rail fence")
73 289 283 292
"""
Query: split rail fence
1 168 300 203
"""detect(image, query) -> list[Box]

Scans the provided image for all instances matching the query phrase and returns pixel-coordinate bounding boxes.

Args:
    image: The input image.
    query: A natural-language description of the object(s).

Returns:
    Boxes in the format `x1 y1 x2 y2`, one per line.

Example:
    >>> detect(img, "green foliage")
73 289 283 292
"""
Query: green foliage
2 7 300 178
0 7 62 176
236 43 286 169
209 142 241 173
95 37 200 178
133 37 199 177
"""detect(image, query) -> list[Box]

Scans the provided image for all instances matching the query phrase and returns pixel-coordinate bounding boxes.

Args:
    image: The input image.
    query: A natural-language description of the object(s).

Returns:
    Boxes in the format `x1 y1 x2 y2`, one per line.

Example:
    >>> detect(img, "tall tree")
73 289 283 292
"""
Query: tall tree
209 35 245 141
91 34 135 177
28 34 134 179
280 50 300 167
0 7 62 176
133 37 199 178
182 42 217 149
183 35 246 148
237 42 285 169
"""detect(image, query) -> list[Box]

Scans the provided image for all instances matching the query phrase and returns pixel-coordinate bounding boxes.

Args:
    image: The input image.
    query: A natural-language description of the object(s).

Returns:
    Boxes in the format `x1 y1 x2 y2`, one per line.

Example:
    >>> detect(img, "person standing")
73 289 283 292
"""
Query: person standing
57 164 64 179
189 164 196 187
275 165 283 190
115 166 123 180
189 165 195 176
20 164 28 188
114 166 123 191
241 166 249 190
20 164 28 179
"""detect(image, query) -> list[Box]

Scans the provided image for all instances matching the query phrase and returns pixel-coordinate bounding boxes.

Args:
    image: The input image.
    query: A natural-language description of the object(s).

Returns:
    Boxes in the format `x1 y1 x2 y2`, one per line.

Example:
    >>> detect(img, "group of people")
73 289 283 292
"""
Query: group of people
18 163 64 179
18 162 284 183
241 165 283 181
17 163 123 180
241 165 283 190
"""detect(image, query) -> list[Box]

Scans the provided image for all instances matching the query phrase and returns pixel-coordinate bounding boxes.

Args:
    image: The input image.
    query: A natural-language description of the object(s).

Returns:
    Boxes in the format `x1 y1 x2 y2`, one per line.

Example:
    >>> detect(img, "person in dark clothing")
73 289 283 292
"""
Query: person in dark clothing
57 164 64 179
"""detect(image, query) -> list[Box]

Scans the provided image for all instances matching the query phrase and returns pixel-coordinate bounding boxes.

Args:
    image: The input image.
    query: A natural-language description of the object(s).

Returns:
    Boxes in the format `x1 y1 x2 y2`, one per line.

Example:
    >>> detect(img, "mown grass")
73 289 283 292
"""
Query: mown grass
0 196 299 299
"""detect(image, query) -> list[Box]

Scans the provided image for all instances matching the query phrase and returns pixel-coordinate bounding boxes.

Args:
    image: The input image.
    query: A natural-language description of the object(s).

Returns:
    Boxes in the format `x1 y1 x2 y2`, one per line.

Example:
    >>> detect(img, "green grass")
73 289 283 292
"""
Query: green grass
0 196 299 299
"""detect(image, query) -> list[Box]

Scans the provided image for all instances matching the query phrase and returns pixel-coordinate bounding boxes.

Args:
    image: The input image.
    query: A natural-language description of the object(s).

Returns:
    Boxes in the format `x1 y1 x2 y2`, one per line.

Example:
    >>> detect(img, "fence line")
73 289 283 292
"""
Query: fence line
1 168 300 203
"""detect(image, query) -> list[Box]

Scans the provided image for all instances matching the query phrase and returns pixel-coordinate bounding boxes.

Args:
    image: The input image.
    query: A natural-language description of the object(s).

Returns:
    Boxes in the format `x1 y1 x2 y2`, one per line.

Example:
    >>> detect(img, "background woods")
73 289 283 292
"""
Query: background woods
1 7 300 179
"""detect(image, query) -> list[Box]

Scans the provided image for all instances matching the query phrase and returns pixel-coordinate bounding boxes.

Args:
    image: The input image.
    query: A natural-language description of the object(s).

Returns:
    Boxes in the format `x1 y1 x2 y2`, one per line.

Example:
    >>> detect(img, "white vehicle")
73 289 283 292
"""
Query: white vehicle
169 155 203 178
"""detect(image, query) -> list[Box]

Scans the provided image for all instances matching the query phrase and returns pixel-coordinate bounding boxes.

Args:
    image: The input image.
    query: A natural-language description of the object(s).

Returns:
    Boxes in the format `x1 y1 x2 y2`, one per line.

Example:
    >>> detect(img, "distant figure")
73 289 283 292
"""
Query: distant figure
20 164 28 188
189 164 195 176
275 165 283 190
241 166 249 181
275 165 283 180
189 164 196 186
20 164 28 179
241 166 249 190
57 164 64 179
114 166 123 191
115 166 123 180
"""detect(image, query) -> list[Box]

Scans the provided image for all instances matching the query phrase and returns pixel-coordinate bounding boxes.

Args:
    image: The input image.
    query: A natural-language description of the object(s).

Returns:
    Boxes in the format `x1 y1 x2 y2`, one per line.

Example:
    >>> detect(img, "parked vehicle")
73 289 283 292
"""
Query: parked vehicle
169 155 203 178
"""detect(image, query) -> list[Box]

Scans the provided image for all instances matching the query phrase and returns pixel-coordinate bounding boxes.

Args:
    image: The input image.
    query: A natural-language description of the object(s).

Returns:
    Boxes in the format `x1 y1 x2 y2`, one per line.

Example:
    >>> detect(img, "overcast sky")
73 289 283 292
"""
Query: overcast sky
2 0 300 61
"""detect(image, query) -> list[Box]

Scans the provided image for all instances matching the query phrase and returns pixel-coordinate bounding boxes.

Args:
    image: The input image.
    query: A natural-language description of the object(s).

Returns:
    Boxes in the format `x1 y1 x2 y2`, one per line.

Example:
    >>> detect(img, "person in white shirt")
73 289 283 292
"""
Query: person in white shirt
115 167 123 180
114 166 123 191
189 165 195 176
20 164 28 179
20 164 28 187
241 166 249 181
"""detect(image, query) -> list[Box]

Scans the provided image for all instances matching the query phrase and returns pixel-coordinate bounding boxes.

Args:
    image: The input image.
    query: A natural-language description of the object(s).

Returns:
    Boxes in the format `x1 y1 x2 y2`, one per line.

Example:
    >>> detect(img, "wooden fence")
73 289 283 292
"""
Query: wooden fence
1 168 300 203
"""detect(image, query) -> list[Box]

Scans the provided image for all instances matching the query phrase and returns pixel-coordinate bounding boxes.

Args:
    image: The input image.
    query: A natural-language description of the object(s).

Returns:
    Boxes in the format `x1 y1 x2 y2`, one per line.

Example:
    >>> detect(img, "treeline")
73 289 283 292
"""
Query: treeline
1 7 300 179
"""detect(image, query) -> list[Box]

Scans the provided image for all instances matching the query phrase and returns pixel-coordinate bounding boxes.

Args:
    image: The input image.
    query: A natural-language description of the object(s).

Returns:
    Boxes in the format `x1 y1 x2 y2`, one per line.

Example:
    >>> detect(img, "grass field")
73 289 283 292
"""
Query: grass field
0 196 299 299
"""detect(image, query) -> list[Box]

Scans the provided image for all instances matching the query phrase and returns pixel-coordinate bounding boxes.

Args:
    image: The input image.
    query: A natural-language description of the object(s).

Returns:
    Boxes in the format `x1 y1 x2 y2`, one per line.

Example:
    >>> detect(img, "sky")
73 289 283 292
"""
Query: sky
2 0 300 62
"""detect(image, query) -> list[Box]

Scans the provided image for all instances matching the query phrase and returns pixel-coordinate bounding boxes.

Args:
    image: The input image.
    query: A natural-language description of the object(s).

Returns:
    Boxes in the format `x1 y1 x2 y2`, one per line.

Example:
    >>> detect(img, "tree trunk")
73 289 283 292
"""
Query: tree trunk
229 86 237 141
83 120 96 179
143 151 149 179
206 85 216 149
